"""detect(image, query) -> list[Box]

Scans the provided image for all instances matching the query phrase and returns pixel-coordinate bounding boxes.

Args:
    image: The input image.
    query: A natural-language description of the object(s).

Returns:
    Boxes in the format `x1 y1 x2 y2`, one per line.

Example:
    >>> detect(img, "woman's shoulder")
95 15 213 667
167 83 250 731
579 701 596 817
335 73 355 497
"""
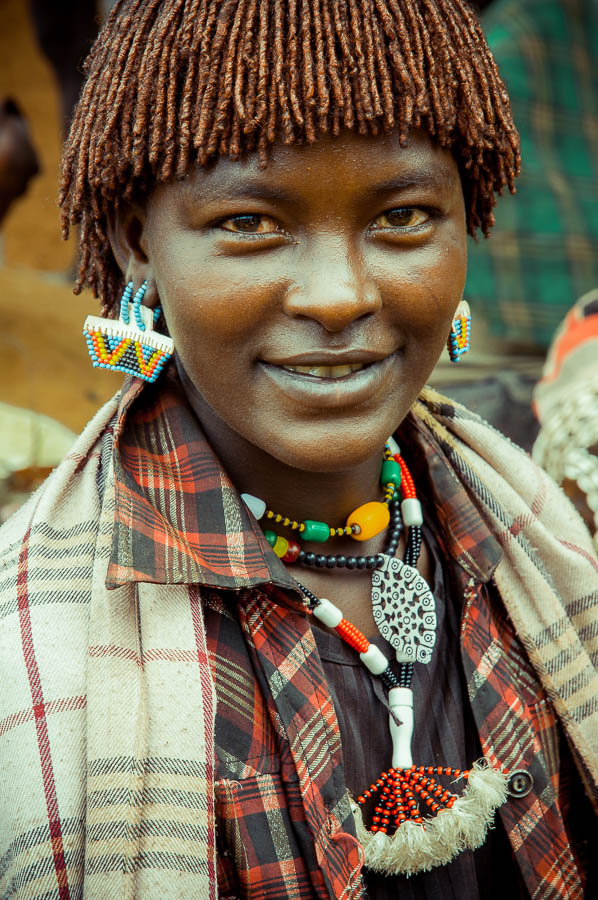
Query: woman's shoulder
0 394 120 591
414 386 597 553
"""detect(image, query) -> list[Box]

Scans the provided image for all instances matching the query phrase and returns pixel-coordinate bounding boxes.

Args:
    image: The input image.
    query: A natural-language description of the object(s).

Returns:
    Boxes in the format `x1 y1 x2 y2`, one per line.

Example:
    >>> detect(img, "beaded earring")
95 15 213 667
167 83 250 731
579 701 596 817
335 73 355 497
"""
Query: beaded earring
447 299 471 362
83 280 174 382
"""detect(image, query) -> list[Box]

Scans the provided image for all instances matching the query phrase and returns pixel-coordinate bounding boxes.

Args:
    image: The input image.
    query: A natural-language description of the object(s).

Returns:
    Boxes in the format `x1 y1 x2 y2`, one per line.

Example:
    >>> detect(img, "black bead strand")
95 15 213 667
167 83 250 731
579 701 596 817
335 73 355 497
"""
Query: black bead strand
298 498 402 571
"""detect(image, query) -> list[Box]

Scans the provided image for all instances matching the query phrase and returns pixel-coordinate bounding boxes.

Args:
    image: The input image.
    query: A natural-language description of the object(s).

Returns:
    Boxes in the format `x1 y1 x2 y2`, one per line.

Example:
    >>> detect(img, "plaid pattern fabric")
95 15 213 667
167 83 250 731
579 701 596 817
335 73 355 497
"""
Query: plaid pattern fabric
0 374 597 898
466 0 598 348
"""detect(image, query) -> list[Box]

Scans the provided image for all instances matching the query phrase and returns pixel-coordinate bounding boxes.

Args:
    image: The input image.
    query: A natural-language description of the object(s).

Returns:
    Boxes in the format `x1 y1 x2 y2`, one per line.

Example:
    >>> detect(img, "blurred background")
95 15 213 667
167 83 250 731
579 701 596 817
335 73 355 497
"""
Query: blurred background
1 0 597 523
0 0 120 519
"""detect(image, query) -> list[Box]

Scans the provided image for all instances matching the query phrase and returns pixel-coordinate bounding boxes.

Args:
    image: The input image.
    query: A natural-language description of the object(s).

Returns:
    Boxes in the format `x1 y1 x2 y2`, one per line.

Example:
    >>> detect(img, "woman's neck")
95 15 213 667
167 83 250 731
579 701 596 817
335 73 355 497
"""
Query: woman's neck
181 374 389 528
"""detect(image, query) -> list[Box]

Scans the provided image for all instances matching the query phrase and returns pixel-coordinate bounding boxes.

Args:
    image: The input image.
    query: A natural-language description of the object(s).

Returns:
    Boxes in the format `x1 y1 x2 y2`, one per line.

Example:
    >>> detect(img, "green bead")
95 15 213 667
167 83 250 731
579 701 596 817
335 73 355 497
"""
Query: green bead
380 459 401 488
264 529 277 547
302 520 331 542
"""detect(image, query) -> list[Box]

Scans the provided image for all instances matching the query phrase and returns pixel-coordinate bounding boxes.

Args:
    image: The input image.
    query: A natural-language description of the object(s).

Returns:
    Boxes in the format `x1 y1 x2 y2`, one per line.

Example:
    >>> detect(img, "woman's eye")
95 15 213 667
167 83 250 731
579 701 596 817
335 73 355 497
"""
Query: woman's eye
373 207 429 229
219 214 279 234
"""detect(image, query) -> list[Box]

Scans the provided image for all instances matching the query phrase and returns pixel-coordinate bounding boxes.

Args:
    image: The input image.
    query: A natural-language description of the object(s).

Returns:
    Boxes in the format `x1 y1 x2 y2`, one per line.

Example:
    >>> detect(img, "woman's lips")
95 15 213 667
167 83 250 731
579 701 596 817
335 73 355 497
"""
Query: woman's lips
259 354 397 408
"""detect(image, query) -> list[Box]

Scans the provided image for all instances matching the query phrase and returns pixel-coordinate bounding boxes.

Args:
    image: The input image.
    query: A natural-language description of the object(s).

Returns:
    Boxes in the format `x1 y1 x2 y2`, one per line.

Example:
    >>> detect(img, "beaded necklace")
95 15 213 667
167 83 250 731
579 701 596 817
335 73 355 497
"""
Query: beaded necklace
287 449 507 876
242 440 403 562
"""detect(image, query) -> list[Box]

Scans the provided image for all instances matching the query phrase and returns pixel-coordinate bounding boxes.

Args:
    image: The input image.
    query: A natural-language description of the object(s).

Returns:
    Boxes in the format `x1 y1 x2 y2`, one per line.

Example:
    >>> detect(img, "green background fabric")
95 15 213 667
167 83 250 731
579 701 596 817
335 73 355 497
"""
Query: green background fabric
466 0 598 348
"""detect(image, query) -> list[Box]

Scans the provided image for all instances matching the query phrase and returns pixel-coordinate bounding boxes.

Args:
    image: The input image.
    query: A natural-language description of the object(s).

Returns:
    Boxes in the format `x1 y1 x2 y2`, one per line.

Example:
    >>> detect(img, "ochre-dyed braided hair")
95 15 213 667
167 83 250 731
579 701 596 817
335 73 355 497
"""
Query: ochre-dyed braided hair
60 0 520 316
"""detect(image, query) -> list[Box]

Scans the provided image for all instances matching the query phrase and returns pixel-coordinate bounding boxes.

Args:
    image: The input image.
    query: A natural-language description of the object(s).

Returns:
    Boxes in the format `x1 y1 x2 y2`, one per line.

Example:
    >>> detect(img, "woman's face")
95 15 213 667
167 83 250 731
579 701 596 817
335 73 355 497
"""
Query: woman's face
140 129 467 471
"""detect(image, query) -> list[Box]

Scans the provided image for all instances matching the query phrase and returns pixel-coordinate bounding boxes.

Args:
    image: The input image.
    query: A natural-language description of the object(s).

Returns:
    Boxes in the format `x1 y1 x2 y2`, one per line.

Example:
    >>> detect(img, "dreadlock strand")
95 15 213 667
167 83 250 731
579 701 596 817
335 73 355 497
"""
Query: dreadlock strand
310 0 330 126
359 0 384 118
397 1 430 110
273 0 296 143
346 0 376 122
229 0 260 154
128 3 172 174
330 0 361 131
191 0 220 136
300 0 317 141
196 0 238 160
247 0 271 133
320 0 345 111
103 16 145 137
212 0 249 143
413 3 450 134
372 0 418 137
149 8 184 170
177 0 205 174
161 33 186 178
433 0 493 128
241 2 261 132
159 0 190 171
368 0 395 127
192 0 222 149
287 0 304 127
265 34 280 147
207 23 239 161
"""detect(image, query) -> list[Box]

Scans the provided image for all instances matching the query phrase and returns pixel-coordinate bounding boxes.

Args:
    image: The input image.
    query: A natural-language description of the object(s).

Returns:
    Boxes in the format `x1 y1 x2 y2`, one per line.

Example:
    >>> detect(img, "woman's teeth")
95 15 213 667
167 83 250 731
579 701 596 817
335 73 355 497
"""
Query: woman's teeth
283 363 365 378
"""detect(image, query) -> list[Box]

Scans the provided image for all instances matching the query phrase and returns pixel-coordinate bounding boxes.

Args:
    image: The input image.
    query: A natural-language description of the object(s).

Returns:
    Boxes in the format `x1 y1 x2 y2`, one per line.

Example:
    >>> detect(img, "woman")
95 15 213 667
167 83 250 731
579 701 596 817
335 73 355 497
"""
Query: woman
1 1 597 898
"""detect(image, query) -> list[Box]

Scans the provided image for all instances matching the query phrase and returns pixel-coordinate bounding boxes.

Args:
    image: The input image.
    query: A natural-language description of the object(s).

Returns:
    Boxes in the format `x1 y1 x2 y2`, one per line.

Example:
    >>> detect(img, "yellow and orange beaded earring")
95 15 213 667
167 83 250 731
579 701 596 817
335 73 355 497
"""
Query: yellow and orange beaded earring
83 281 174 382
447 300 471 362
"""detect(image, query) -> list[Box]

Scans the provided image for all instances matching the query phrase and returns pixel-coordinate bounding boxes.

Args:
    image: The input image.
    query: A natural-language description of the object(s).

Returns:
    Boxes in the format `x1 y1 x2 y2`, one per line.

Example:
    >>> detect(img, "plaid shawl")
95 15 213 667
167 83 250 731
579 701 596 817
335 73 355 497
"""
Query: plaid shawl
1 383 597 898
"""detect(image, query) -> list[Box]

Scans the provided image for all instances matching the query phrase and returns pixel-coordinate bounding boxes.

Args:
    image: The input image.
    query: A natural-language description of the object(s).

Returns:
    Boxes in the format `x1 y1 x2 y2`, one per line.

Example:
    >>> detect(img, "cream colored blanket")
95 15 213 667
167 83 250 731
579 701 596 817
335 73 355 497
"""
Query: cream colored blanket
0 388 596 898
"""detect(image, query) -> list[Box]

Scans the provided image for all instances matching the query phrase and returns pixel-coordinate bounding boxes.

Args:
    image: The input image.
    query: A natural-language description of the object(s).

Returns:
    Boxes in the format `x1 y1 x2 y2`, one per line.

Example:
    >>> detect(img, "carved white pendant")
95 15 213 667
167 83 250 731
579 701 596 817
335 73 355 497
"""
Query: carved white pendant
371 556 437 664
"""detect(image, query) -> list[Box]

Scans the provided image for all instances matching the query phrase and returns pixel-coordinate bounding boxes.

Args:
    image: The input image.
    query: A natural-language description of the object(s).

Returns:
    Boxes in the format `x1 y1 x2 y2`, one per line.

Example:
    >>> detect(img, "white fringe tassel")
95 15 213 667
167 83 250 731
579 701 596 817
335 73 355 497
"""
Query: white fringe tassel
351 759 508 876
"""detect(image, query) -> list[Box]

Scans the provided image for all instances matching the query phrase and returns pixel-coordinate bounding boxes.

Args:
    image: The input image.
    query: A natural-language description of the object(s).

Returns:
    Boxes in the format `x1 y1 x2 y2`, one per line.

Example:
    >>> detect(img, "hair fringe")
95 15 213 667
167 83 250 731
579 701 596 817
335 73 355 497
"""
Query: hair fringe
60 0 520 314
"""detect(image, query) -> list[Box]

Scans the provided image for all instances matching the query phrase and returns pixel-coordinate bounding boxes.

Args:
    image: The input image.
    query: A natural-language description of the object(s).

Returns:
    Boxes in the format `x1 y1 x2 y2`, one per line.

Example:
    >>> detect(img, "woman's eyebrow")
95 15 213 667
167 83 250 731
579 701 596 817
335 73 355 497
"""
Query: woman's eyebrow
189 179 294 204
371 171 455 195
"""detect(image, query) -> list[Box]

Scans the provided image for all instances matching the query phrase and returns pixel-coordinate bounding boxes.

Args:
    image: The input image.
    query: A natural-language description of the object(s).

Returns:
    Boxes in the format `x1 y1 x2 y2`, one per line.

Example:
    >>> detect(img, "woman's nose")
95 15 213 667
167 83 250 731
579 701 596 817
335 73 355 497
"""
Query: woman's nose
283 245 382 332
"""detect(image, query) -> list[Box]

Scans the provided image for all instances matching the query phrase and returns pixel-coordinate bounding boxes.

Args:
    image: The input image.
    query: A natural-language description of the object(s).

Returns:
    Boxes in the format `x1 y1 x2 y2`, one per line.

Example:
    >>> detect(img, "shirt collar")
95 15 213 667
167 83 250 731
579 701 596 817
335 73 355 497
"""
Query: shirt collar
107 371 301 599
107 372 500 594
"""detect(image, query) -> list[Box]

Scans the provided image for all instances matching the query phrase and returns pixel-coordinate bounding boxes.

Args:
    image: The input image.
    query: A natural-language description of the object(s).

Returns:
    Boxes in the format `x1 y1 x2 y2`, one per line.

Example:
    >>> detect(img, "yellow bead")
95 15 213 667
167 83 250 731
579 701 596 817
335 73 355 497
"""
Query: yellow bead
273 535 289 558
346 501 390 541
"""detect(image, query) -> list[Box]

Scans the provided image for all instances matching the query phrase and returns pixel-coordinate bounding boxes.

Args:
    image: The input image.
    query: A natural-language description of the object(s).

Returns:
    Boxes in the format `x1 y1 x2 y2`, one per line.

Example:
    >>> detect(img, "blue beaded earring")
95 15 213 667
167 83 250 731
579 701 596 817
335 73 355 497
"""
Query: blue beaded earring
83 280 174 382
447 300 471 363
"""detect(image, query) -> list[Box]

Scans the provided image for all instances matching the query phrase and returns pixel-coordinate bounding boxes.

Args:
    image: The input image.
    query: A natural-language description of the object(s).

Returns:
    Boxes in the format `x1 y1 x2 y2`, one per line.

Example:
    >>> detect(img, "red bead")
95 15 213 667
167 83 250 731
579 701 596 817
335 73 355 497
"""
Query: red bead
282 540 301 563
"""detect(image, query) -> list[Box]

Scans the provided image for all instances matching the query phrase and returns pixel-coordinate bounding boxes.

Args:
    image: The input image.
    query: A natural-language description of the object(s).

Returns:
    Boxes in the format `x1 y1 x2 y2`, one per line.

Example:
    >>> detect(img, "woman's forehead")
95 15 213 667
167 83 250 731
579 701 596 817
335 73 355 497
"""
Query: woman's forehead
168 129 461 206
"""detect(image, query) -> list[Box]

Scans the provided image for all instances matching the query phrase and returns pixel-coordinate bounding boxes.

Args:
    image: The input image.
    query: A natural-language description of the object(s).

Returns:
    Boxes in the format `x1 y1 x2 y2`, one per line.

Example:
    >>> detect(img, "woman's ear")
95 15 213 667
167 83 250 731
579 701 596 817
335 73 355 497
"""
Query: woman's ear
106 202 159 308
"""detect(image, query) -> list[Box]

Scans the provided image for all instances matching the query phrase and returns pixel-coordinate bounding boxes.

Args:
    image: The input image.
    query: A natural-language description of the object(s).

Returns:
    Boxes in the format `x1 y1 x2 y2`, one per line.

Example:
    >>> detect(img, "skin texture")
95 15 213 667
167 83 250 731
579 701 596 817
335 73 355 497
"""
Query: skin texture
111 129 467 630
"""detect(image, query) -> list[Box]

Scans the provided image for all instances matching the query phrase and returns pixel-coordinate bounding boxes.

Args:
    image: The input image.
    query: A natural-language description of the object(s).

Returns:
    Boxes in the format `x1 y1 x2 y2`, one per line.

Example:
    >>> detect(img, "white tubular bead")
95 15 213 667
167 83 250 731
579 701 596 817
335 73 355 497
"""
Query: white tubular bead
359 644 388 675
241 493 266 520
389 686 414 708
312 598 343 628
388 687 414 769
401 498 423 527
386 435 401 457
